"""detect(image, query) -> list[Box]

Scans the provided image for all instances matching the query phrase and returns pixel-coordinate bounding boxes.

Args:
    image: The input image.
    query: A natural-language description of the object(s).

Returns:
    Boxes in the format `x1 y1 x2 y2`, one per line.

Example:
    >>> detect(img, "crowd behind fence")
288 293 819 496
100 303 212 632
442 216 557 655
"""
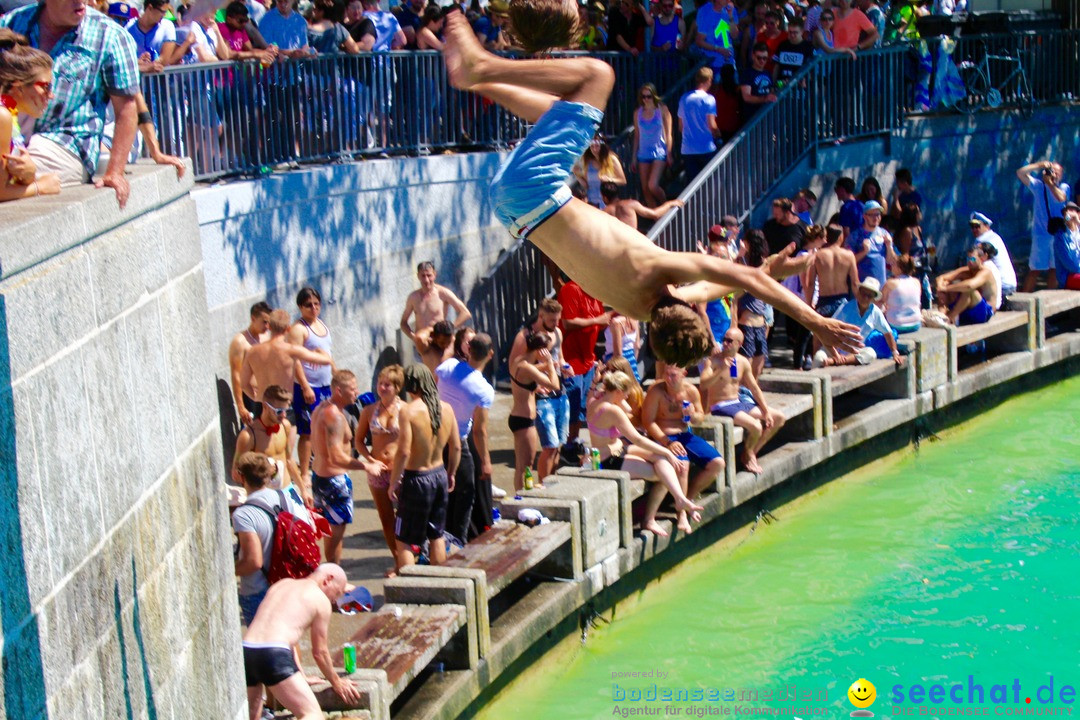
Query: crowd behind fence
142 50 691 180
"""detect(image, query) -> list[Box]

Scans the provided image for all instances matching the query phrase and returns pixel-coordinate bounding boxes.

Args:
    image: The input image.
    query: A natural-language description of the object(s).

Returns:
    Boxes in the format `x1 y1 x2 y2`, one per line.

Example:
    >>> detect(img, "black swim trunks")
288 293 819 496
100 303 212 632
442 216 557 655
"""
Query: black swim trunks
394 467 450 545
243 643 299 687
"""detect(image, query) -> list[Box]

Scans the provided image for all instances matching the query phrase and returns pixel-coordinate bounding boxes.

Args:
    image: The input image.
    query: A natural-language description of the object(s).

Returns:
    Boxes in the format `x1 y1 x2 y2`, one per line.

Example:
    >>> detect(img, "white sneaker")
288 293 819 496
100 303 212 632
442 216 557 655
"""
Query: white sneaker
812 349 829 368
855 347 876 365
491 485 507 499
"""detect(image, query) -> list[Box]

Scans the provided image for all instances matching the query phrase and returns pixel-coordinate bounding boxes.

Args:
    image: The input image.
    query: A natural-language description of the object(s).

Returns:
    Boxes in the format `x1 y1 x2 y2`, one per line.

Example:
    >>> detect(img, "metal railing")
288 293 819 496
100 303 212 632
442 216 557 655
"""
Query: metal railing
949 31 1080 106
140 50 691 180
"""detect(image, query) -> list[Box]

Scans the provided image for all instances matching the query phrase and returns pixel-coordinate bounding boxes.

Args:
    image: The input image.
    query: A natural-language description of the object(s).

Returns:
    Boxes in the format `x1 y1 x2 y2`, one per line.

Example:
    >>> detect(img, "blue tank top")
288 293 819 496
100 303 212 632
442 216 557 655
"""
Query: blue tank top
635 107 666 161
300 319 333 387
650 15 679 50
706 298 731 342
586 163 603 206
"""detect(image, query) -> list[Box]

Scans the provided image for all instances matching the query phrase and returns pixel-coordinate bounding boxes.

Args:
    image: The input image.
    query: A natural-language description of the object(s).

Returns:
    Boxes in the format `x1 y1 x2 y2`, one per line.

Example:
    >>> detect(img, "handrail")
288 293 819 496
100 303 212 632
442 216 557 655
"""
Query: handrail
140 50 692 181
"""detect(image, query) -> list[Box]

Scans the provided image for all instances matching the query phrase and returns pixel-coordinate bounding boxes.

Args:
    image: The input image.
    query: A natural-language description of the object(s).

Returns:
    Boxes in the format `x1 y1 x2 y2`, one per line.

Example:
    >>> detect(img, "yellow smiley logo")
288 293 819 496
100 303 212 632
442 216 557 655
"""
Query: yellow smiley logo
848 678 877 709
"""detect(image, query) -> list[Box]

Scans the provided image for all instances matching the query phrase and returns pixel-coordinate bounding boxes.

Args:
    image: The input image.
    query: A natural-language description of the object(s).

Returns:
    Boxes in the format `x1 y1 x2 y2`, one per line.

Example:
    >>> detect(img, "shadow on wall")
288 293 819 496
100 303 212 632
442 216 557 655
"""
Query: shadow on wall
0 295 49 720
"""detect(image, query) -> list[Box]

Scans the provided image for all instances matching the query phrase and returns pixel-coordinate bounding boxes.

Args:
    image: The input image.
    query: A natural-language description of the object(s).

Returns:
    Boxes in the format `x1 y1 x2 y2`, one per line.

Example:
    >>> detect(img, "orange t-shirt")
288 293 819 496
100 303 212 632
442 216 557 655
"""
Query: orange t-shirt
833 8 873 49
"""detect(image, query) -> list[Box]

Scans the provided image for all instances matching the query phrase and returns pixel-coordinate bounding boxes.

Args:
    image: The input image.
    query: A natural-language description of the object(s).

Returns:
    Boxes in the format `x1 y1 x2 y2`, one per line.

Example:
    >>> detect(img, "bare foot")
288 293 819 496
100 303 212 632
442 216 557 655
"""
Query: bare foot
674 498 703 523
384 567 397 578
442 13 485 90
742 453 763 474
676 511 693 535
642 518 669 537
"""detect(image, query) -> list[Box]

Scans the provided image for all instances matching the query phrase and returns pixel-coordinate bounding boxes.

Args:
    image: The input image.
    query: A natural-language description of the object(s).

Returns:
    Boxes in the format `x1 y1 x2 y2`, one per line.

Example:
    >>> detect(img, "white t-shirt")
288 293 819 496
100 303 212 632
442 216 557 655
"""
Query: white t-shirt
976 229 1017 291
435 358 494 439
678 89 718 155
126 17 177 61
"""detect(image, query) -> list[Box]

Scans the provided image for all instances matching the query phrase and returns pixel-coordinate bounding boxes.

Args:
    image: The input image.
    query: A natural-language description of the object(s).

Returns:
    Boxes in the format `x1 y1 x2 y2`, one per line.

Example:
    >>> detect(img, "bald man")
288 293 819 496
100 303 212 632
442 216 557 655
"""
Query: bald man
242 563 361 720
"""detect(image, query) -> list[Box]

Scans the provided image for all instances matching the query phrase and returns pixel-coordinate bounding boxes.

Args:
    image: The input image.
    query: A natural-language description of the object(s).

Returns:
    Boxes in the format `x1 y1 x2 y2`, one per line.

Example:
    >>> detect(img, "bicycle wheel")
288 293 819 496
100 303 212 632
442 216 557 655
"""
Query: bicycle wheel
955 62 989 115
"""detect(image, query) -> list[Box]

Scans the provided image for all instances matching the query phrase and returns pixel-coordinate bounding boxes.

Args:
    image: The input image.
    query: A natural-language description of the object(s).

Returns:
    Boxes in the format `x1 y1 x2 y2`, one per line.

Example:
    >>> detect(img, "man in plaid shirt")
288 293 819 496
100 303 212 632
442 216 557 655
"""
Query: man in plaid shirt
2 0 140 207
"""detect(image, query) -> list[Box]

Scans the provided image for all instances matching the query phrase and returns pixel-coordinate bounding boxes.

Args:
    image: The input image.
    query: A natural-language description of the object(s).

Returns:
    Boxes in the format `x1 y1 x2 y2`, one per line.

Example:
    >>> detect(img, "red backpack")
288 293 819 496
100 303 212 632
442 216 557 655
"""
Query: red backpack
244 489 330 584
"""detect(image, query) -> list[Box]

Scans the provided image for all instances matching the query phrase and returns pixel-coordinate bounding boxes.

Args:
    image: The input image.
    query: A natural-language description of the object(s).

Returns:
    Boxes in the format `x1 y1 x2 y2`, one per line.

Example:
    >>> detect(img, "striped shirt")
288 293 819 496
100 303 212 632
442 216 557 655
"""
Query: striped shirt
1 4 140 177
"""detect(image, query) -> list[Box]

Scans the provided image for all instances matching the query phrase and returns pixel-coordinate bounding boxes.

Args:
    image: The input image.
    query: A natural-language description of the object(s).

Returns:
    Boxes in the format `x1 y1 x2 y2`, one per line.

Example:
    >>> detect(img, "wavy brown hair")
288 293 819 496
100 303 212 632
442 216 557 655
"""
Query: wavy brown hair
649 297 712 368
0 29 52 93
509 0 581 53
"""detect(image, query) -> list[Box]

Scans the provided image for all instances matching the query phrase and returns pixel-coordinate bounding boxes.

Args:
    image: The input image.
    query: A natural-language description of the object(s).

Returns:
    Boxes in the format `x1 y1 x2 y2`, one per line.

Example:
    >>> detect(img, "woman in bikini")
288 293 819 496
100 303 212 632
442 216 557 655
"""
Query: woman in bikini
507 332 560 491
356 364 405 574
586 370 703 536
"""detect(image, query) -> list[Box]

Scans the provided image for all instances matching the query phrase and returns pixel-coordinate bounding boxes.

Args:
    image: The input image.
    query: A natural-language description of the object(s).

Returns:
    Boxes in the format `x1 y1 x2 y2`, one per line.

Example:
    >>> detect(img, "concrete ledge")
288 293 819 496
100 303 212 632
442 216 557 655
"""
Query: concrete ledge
553 468 636 549
0 160 194 281
522 476 620 568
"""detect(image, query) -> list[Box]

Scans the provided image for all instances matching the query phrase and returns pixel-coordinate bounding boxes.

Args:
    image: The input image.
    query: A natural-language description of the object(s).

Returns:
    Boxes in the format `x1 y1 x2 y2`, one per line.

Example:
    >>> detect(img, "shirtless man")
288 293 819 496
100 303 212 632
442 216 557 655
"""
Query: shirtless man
441 7 861 369
641 364 725 515
805 223 860 319
241 310 333 408
232 384 312 507
310 370 388 563
390 364 461 568
700 327 786 473
400 262 473 352
600 181 684 232
414 320 456 376
936 242 1002 326
229 301 272 425
242 563 361 720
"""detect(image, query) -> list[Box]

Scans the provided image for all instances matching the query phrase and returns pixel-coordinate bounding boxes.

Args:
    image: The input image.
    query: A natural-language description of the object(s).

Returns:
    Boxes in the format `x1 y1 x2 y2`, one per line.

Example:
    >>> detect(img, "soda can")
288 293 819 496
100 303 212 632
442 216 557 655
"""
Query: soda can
590 447 601 471
342 643 356 674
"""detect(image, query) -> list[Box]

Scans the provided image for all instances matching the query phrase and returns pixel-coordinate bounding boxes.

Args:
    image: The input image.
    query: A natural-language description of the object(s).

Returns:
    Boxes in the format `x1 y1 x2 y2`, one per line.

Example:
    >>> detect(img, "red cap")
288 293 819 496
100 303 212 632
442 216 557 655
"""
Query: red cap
708 224 725 243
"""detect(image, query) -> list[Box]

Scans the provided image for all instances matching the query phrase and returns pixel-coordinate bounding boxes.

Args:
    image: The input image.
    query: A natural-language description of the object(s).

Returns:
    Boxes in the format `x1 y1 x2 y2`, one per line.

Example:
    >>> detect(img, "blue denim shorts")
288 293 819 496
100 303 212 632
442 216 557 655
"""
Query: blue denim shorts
491 100 604 238
535 394 570 448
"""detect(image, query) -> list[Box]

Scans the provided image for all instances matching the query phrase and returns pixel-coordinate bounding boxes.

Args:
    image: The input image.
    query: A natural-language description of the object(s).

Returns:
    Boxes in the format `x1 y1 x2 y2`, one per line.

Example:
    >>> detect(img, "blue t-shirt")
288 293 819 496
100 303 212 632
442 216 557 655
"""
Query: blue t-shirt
678 89 718 155
848 225 890 286
1027 174 1072 240
839 198 864 231
695 3 739 68
1054 227 1080 287
365 10 402 52
125 17 176 60
259 7 309 50
473 15 500 43
833 298 892 341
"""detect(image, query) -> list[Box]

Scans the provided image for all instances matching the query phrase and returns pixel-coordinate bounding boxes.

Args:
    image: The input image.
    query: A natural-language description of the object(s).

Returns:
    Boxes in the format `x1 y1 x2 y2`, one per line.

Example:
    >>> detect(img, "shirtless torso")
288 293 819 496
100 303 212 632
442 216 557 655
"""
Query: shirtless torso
399 398 459 472
310 402 354 478
242 336 331 405
603 199 641 230
643 378 703 436
229 326 268 417
243 577 327 648
810 244 860 300
401 285 471 340
700 351 750 409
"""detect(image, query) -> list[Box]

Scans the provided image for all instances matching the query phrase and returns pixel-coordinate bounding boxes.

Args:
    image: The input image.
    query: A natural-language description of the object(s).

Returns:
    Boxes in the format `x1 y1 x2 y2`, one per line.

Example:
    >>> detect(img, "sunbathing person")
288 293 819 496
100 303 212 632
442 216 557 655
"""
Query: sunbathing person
587 370 702 536
699 327 786 474
936 243 1001 326
441 7 861 369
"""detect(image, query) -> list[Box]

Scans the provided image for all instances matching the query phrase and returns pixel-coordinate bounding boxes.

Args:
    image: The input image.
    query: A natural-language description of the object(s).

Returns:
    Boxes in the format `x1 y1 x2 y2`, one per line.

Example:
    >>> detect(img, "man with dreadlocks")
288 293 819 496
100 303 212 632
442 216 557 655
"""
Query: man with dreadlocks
391 364 461 568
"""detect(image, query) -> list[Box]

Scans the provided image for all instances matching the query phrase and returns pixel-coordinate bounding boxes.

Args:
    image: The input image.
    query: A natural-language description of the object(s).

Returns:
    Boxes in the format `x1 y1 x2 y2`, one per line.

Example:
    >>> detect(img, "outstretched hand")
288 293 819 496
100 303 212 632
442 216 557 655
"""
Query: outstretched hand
763 242 812 280
811 316 864 356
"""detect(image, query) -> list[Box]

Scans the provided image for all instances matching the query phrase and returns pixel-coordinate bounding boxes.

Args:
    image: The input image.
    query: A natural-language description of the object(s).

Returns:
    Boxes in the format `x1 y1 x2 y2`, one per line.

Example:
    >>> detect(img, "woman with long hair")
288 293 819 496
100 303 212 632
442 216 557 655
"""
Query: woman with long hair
736 229 771 379
0 29 60 201
307 0 361 53
604 312 641 381
857 176 883 204
573 133 626 208
631 82 672 208
356 364 405 574
587 371 703 536
508 332 560 491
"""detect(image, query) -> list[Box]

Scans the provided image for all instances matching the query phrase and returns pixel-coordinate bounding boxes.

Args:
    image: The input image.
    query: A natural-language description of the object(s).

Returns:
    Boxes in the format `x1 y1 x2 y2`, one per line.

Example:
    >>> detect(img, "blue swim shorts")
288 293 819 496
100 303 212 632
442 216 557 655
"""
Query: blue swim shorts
491 100 605 239
312 472 354 525
959 298 995 326
535 393 570 448
666 430 722 470
292 383 333 436
711 400 757 418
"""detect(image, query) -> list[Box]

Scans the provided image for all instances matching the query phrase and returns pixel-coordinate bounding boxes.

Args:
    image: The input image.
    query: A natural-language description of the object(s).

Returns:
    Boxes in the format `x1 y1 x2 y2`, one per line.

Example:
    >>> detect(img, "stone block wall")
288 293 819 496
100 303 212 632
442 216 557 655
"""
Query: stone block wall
0 163 246 720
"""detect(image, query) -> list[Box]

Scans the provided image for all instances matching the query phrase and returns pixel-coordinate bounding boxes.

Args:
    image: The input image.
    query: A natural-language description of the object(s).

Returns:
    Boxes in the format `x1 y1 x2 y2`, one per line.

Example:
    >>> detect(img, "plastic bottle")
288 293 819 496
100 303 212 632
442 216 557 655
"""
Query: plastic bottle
523 467 535 491
682 400 692 429
590 447 601 471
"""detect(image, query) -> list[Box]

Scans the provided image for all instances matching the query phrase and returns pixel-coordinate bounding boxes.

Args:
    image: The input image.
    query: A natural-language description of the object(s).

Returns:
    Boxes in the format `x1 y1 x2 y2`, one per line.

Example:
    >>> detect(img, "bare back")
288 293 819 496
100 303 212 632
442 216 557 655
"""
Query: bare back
243 578 328 647
402 399 456 470
814 245 858 297
245 338 297 395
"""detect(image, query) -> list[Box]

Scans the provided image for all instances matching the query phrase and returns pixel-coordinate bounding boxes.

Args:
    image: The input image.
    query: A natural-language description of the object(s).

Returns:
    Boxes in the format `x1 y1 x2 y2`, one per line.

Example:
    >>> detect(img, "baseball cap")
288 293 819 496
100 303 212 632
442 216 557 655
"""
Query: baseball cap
107 1 138 18
969 211 993 227
708 224 726 243
862 200 884 214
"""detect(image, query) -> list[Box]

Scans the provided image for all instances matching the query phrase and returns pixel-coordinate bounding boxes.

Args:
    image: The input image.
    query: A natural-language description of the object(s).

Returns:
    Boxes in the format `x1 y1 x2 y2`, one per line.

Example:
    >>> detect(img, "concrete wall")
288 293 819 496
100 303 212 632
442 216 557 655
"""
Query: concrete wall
194 151 509 390
754 104 1080 270
0 164 246 720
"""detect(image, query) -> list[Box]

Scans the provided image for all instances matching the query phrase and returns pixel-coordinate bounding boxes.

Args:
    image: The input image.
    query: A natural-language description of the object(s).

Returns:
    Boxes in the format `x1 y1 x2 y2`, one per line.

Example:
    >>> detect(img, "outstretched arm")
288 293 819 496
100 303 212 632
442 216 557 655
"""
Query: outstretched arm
667 254 863 354
440 287 473 328
634 198 685 221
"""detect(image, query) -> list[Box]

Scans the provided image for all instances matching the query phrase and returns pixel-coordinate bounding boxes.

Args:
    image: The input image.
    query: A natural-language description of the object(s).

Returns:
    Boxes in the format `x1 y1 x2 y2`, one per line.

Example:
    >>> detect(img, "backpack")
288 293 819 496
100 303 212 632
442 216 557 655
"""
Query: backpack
244 489 328 584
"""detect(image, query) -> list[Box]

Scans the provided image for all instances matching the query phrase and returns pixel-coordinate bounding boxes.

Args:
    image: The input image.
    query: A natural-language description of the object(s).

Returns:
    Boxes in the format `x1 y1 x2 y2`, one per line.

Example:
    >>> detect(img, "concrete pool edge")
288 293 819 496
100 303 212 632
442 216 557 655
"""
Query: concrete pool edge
372 301 1080 720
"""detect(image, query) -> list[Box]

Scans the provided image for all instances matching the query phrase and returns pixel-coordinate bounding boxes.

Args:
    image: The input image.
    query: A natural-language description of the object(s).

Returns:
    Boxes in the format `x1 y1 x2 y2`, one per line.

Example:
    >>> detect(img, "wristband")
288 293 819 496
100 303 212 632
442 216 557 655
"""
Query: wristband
137 111 153 125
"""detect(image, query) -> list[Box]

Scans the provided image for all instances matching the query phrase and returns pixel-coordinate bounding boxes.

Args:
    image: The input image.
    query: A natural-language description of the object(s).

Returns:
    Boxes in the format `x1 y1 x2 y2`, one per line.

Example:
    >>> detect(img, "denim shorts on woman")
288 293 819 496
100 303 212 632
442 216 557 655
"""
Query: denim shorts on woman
491 100 604 239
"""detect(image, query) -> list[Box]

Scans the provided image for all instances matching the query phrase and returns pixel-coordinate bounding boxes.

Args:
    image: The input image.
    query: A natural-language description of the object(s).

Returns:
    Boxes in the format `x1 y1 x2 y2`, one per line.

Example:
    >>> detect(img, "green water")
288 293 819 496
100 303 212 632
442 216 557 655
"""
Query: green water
476 376 1080 720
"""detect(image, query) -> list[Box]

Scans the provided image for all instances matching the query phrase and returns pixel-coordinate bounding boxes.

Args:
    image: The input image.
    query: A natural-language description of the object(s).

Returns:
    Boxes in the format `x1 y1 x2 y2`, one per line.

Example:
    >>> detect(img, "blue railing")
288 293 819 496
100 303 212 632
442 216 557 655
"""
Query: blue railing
140 50 692 181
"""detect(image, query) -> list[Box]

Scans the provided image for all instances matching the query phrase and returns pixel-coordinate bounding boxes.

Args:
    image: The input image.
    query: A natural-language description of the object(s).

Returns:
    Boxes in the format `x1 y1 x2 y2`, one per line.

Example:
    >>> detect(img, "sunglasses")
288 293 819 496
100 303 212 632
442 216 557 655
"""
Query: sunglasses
722 337 737 344
265 403 288 415
821 16 834 21
641 93 654 99
30 80 52 93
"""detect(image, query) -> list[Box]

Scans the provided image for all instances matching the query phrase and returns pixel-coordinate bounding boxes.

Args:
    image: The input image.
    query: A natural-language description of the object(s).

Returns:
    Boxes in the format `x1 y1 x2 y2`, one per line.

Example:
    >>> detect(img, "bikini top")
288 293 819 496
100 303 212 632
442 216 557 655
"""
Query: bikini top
511 371 538 392
587 415 622 439
369 402 399 437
